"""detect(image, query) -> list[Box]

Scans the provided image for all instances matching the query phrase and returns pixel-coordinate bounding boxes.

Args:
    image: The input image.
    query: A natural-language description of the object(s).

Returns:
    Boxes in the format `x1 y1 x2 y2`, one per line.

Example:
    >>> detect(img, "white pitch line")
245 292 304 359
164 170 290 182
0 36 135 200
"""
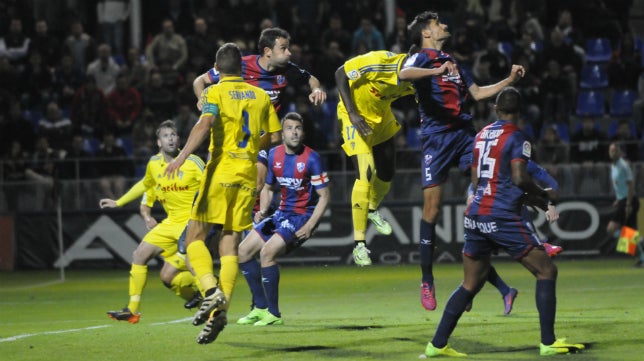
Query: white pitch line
0 317 192 343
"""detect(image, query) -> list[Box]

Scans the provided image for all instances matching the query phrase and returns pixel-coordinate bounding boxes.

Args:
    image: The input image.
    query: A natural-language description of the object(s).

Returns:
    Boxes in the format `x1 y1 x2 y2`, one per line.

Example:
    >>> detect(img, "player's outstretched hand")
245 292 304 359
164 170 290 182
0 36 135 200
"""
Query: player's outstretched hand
509 64 526 82
99 198 117 209
164 158 185 179
309 88 327 106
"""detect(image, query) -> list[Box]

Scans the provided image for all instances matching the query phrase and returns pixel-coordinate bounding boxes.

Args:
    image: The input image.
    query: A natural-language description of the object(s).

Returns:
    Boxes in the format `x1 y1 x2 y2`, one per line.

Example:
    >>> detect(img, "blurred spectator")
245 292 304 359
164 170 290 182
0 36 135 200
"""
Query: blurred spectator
95 131 130 199
131 110 158 158
570 116 608 163
0 18 30 72
541 28 581 94
65 20 96 74
607 32 642 90
60 132 95 179
96 0 130 56
536 124 569 164
472 37 510 83
120 46 149 91
25 136 59 209
321 13 352 55
53 53 85 109
3 140 29 181
351 17 385 55
71 75 109 139
185 17 218 74
37 101 73 150
554 9 583 48
0 55 19 94
28 19 61 69
449 28 478 72
611 119 639 162
157 59 183 91
386 15 410 53
142 71 175 120
315 40 346 90
86 43 121 94
172 104 198 142
163 0 194 35
20 51 54 110
471 99 495 132
513 53 541 123
1 100 35 155
106 73 142 136
145 19 188 71
541 60 573 124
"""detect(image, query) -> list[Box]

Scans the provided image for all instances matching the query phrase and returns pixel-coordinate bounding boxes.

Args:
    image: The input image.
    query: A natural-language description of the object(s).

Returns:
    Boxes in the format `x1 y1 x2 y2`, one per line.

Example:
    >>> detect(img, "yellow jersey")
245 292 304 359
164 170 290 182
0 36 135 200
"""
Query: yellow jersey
338 51 414 122
116 153 204 224
200 76 281 174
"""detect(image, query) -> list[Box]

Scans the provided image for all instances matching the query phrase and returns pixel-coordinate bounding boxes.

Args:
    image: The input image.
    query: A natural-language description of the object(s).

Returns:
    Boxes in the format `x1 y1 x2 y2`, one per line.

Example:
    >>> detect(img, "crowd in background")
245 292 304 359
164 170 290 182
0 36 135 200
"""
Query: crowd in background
0 0 640 197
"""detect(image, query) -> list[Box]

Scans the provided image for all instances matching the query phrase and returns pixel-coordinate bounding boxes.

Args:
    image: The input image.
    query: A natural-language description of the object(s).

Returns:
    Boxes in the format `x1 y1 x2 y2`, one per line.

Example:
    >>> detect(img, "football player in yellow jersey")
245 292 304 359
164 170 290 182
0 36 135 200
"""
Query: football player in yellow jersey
165 43 281 345
99 120 205 323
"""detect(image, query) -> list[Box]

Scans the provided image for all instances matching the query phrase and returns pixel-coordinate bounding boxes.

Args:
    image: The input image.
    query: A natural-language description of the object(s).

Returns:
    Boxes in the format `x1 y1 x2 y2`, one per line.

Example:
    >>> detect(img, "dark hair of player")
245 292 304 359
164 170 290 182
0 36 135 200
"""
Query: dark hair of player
495 87 522 115
258 27 291 54
156 119 177 138
216 42 242 74
407 11 439 54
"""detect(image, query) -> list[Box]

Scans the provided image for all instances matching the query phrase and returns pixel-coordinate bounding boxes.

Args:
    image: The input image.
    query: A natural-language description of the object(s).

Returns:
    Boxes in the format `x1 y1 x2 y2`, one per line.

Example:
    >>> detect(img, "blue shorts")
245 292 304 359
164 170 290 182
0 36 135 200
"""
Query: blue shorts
420 126 475 188
177 223 222 254
463 214 542 259
254 210 311 253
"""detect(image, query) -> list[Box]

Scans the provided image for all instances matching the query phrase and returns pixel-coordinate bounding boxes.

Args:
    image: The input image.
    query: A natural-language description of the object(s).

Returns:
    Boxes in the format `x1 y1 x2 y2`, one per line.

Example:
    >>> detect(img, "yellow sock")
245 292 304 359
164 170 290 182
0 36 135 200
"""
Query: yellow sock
186 240 217 292
219 255 239 302
170 271 197 301
369 176 391 211
127 264 147 313
194 275 205 297
352 179 370 240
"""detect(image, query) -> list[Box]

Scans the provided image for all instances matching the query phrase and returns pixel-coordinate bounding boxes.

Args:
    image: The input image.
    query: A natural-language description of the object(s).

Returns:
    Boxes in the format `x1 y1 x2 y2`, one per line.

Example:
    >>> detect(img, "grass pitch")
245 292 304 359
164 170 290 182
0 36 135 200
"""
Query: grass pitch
1 259 643 360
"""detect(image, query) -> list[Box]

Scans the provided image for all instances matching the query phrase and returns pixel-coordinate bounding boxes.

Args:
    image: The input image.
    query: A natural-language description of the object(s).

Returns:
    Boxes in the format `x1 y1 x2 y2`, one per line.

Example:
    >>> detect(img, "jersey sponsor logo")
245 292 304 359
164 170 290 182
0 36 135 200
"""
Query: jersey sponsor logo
522 141 531 157
347 70 360 80
265 89 280 103
424 154 433 165
276 176 304 190
279 218 295 232
297 162 305 172
159 182 190 192
274 161 282 169
276 75 285 84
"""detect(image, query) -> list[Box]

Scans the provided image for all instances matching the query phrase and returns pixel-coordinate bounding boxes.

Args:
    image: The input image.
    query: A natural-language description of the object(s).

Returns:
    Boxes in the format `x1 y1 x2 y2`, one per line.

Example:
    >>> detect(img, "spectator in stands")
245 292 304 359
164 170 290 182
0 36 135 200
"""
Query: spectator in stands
65 20 96 74
611 119 639 162
60 132 95 179
570 116 608 163
0 54 19 94
541 60 573 124
106 73 141 136
554 9 584 49
145 19 188 71
25 136 58 210
28 19 61 69
130 109 158 158
71 75 109 139
53 53 85 109
473 37 510 84
37 101 73 150
96 0 130 56
142 71 175 120
0 100 35 155
3 140 29 182
537 124 569 164
172 103 198 142
86 43 121 94
185 17 218 74
0 18 30 72
450 28 478 72
321 13 352 56
95 131 130 199
351 17 385 55
120 46 149 91
157 59 183 92
20 51 54 110
386 14 410 53
607 32 642 91
315 40 346 90
541 28 581 96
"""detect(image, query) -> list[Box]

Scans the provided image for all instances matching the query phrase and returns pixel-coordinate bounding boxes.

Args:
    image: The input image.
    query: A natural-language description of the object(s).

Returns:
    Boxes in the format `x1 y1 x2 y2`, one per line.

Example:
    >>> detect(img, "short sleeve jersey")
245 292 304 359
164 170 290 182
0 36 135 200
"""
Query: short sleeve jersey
266 144 329 215
338 51 414 121
207 54 311 113
611 157 634 200
142 153 204 223
200 76 281 170
403 48 475 133
467 120 531 217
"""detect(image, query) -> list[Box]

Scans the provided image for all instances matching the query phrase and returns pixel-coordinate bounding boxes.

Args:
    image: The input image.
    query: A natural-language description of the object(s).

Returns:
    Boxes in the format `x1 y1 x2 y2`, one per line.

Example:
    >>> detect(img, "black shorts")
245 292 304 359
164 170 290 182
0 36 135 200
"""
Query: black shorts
611 197 640 229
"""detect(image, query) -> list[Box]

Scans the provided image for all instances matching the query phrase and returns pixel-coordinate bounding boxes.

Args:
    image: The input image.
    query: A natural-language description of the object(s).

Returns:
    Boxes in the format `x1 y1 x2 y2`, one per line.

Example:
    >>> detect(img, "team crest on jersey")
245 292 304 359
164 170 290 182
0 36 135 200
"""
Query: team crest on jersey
522 141 531 157
297 162 305 172
276 75 285 84
347 70 360 80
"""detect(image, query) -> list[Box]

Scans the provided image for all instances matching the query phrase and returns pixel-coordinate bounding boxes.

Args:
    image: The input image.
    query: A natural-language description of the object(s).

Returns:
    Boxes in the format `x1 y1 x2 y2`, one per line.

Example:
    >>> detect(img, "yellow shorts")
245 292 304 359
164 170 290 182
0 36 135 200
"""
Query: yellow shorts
338 108 401 156
164 252 187 271
191 160 257 232
142 220 184 259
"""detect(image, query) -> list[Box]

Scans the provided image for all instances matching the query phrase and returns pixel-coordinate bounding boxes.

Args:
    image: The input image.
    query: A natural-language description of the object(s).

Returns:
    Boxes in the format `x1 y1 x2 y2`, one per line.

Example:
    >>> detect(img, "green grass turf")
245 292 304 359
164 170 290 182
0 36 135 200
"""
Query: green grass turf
1 259 643 360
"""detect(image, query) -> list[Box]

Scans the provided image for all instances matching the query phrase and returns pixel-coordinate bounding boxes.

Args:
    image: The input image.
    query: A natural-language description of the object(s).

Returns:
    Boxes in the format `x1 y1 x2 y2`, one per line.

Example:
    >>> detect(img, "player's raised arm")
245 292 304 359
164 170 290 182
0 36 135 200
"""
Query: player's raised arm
335 65 372 137
165 114 214 178
307 74 326 105
193 72 212 110
398 62 456 80
468 64 525 101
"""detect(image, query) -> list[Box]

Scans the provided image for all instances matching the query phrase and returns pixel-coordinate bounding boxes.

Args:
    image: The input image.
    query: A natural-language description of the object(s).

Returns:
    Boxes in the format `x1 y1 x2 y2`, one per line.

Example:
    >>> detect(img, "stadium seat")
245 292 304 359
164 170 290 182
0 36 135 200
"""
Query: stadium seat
406 127 422 149
116 136 133 156
540 122 570 143
609 89 638 116
579 63 608 89
607 119 638 138
576 90 606 117
585 38 612 63
498 41 513 59
83 137 101 155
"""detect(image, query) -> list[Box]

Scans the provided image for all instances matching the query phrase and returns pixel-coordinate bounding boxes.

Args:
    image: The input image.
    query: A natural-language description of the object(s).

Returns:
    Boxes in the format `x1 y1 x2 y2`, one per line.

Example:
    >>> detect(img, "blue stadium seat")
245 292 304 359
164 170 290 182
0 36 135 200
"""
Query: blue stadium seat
540 122 570 143
585 38 612 63
116 136 133 156
406 127 422 149
579 63 608 89
576 90 606 117
498 41 513 59
83 137 100 155
609 89 638 116
607 119 638 138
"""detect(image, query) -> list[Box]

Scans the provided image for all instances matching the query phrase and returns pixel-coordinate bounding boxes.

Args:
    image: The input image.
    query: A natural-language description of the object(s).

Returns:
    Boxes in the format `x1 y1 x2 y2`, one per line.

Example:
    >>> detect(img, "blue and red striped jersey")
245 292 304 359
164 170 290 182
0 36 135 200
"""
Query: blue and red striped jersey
266 144 329 215
467 120 532 217
403 48 474 134
207 55 311 113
